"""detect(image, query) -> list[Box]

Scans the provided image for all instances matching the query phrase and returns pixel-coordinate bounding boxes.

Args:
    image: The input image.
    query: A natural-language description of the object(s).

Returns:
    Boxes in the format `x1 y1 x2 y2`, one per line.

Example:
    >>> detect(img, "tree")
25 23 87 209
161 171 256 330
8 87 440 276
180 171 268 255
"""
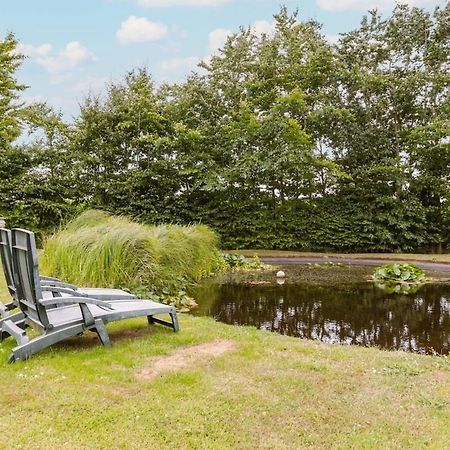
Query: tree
328 4 450 249
0 33 27 221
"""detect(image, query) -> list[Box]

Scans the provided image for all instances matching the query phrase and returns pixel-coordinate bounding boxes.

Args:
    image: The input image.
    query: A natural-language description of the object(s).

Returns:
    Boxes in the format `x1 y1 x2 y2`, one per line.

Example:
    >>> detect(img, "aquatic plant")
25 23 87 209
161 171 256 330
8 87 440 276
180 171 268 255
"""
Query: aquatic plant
372 263 426 295
222 253 269 271
372 263 425 283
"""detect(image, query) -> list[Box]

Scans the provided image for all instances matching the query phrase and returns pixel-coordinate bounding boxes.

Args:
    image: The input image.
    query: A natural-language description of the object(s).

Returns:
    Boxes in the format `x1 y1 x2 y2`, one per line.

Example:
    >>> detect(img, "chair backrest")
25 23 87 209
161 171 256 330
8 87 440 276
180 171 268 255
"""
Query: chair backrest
11 228 49 329
0 228 17 302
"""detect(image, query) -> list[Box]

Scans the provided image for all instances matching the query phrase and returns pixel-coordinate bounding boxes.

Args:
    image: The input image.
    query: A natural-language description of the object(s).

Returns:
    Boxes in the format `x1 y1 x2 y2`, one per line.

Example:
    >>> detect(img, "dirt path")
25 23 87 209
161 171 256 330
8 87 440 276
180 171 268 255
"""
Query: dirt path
261 257 450 272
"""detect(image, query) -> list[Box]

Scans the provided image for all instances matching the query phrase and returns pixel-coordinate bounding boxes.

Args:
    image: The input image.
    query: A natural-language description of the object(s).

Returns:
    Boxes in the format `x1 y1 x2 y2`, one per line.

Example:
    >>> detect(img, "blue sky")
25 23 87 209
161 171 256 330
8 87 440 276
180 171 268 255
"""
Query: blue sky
0 0 445 120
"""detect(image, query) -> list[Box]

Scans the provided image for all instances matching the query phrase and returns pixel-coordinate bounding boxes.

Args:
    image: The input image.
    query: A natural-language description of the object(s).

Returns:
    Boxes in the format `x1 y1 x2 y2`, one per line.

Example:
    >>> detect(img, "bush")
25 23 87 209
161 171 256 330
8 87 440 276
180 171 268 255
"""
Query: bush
41 210 225 300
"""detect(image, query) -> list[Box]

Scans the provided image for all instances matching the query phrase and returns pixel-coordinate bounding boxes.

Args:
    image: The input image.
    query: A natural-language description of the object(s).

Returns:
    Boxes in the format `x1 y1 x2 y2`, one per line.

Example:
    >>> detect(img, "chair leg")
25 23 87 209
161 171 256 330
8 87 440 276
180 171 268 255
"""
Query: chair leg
0 303 8 319
147 308 180 332
93 319 111 348
1 319 29 346
5 301 16 311
170 309 180 332
8 324 84 363
0 301 17 318
0 312 28 342
0 311 26 327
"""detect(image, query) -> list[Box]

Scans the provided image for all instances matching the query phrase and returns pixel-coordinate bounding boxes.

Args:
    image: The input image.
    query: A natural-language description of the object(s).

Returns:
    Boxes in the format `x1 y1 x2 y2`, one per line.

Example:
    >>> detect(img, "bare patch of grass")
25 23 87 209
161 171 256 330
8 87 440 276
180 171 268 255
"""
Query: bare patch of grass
136 339 237 380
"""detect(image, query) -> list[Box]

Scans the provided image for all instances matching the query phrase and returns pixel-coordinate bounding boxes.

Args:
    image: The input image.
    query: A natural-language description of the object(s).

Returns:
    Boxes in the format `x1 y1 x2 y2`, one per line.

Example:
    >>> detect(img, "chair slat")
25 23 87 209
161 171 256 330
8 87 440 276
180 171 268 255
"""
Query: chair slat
0 228 17 300
11 229 50 329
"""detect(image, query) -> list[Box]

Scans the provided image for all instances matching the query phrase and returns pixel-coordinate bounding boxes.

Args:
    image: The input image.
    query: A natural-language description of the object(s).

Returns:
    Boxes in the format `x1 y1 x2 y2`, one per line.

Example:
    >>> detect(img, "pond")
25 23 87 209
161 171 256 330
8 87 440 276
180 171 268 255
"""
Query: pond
191 264 450 355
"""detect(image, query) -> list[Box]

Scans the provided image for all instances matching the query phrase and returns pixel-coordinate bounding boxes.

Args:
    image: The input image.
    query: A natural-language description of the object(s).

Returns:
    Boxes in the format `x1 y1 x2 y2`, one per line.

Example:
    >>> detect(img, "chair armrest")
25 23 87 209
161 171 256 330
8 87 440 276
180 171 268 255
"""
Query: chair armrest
40 276 61 282
40 280 79 291
39 296 113 310
41 286 86 297
39 296 114 327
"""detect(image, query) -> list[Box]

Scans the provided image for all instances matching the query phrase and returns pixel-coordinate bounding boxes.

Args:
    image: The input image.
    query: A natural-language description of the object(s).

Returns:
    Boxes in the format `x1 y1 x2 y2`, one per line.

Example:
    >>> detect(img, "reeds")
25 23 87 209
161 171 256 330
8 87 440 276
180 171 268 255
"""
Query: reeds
41 210 224 292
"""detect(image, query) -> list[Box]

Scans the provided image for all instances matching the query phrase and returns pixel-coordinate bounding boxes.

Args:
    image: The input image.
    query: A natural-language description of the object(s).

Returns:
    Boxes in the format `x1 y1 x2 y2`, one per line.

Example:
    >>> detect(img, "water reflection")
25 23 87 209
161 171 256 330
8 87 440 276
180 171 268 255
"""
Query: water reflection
375 281 422 295
192 281 450 355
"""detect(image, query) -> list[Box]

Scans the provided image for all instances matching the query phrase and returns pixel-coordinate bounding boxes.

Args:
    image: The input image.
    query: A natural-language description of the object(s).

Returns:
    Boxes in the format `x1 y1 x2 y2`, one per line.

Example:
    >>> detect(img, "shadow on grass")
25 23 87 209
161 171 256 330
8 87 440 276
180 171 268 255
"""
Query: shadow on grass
0 318 179 364
52 323 159 350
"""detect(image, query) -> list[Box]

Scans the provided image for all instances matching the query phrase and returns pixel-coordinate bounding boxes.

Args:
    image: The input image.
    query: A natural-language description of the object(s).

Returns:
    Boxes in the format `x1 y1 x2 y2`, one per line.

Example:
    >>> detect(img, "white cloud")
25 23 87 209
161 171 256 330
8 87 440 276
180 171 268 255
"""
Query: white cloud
171 24 189 39
207 20 275 53
116 16 168 44
17 43 52 58
19 41 96 74
21 94 48 105
208 28 232 52
137 0 229 6
40 42 96 73
21 93 68 111
71 76 109 96
316 0 438 11
156 56 201 82
324 34 340 44
251 20 275 36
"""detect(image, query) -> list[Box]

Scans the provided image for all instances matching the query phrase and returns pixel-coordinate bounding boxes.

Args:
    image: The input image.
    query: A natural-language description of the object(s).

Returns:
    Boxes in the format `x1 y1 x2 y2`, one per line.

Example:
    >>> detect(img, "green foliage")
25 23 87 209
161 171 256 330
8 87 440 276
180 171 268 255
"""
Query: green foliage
132 284 199 312
0 38 76 238
373 263 427 295
372 263 426 283
2 5 450 252
222 253 247 268
374 282 422 295
0 33 26 149
222 253 268 271
41 210 225 307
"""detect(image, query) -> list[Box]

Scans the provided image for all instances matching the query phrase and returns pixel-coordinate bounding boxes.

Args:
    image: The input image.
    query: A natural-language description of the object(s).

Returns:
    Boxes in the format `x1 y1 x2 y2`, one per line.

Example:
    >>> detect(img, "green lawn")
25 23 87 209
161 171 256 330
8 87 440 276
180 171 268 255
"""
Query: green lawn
0 278 449 449
234 249 450 263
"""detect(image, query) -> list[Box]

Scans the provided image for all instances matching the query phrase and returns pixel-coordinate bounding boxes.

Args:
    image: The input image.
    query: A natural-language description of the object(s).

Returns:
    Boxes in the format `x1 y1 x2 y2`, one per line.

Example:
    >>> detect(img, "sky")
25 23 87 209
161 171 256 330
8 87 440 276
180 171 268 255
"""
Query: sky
0 0 445 120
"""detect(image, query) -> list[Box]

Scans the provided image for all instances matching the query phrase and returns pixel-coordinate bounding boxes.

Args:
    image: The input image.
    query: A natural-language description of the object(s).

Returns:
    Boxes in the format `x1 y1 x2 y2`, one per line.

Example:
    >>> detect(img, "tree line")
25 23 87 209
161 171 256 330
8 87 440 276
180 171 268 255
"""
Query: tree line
1 5 449 251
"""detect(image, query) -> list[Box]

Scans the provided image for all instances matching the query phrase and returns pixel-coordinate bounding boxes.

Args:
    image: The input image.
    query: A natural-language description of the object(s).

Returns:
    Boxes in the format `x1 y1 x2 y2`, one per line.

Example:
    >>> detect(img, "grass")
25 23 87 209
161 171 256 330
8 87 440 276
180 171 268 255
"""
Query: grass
0 278 449 448
41 210 224 294
234 249 450 263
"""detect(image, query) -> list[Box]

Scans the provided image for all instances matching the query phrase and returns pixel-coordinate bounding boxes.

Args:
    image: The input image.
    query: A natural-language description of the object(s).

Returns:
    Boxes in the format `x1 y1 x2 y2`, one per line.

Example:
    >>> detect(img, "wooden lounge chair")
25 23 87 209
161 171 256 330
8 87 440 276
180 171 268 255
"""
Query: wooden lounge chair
5 228 179 362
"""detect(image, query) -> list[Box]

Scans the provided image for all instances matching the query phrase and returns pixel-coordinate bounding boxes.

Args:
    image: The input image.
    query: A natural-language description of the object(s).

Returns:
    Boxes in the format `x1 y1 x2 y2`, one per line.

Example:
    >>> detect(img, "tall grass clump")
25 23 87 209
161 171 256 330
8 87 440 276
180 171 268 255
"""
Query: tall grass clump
41 210 224 296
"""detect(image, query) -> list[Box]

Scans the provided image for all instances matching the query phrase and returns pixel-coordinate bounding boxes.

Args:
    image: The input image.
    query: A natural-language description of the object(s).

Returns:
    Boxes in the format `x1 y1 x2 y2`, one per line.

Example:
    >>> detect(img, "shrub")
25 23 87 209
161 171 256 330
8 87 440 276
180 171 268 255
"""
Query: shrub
41 210 224 301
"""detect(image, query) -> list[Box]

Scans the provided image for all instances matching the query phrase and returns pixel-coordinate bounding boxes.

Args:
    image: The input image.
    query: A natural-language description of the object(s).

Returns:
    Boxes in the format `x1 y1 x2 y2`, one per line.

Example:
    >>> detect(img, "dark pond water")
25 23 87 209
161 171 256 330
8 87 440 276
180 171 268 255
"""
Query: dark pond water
191 265 450 355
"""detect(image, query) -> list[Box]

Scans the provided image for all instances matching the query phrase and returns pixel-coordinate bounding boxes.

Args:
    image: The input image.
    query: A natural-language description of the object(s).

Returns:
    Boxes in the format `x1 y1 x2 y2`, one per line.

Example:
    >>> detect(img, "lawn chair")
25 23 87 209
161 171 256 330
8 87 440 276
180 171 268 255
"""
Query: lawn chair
4 228 179 362
0 228 18 317
1 227 138 343
1 227 137 305
0 228 28 343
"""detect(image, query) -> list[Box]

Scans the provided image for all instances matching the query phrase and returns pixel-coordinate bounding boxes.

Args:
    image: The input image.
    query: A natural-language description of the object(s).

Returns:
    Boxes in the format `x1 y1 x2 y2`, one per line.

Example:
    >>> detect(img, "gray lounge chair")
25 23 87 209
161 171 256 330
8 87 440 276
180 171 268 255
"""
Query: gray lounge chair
1 227 136 305
1 227 138 343
4 228 179 362
0 231 74 343
0 228 18 318
0 228 28 343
